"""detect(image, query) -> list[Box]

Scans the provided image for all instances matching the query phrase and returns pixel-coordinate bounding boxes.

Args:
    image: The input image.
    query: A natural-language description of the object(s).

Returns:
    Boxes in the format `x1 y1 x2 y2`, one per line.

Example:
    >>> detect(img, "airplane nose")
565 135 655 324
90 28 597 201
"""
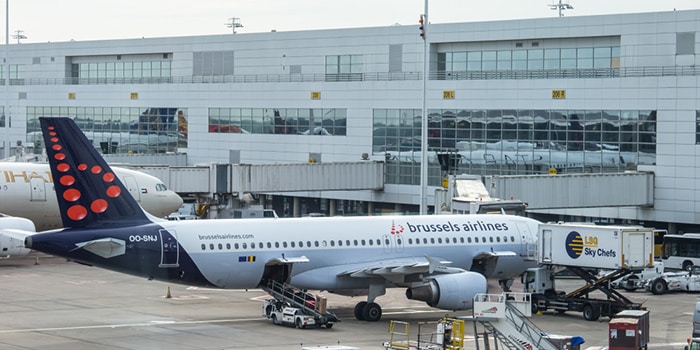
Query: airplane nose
170 192 184 210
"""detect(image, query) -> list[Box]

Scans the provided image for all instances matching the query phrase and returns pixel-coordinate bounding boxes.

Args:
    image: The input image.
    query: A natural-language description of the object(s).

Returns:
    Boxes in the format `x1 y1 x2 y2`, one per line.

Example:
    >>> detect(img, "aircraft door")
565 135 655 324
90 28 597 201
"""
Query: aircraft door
515 222 536 259
29 177 46 202
122 175 142 203
159 229 179 267
541 229 552 263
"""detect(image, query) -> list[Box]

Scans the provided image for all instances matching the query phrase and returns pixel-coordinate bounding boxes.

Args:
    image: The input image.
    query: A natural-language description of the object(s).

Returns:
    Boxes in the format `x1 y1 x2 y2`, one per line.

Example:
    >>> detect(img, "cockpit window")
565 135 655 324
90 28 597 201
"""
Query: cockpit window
155 183 168 191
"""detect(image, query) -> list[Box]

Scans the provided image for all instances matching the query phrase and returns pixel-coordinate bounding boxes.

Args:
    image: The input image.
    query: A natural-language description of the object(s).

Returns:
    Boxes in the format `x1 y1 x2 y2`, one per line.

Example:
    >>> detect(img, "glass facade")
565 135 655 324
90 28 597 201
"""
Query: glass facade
209 108 347 136
374 109 656 185
696 111 700 144
438 46 620 77
325 55 363 81
0 64 25 84
70 60 172 84
27 107 187 154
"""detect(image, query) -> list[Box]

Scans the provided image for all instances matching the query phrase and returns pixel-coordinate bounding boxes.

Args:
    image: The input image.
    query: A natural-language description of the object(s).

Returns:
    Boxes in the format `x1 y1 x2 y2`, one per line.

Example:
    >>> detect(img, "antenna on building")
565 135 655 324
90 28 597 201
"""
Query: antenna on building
549 0 573 17
225 17 243 34
12 30 26 44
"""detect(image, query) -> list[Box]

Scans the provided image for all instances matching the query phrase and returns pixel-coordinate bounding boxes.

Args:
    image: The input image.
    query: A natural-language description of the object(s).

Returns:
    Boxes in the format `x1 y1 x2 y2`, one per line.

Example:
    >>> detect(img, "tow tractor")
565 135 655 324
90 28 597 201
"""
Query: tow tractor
607 261 665 292
524 223 654 321
645 265 700 295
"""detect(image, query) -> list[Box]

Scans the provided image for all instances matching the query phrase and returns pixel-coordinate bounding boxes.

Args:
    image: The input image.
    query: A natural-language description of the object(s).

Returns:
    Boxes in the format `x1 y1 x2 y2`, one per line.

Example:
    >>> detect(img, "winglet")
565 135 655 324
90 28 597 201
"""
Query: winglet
39 117 150 228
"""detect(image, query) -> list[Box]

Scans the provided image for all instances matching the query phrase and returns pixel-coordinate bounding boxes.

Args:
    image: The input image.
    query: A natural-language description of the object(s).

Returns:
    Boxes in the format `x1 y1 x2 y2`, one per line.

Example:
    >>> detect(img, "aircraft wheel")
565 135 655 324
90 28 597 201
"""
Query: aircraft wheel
362 302 382 322
325 323 334 329
353 301 367 320
296 318 304 329
651 279 667 295
271 314 279 325
530 298 540 314
683 261 694 272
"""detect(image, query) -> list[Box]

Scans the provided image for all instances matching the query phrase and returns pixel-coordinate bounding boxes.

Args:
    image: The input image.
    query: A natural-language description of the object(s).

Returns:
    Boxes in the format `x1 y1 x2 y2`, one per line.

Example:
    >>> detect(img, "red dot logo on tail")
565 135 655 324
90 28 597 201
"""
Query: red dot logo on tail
91 199 108 214
60 175 75 186
67 205 87 221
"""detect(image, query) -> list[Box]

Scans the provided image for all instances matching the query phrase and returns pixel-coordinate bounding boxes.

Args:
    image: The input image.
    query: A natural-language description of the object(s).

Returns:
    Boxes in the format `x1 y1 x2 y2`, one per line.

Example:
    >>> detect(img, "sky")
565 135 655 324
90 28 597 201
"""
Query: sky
5 0 700 44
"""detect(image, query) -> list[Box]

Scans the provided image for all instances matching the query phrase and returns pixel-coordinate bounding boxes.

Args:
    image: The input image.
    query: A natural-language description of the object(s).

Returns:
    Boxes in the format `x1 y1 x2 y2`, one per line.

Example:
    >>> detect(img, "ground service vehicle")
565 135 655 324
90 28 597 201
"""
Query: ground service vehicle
263 300 322 329
608 261 664 292
262 281 337 329
524 223 654 321
686 338 700 350
646 265 700 295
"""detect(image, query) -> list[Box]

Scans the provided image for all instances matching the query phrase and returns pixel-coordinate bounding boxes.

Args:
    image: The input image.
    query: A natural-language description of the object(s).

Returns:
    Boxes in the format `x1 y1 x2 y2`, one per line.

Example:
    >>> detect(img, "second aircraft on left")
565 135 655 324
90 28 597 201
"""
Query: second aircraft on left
0 162 183 257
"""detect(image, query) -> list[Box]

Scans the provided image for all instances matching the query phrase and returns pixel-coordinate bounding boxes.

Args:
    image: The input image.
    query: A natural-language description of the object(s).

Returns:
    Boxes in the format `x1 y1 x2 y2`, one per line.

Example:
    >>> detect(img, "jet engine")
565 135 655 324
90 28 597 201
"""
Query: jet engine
405 271 487 310
0 215 36 258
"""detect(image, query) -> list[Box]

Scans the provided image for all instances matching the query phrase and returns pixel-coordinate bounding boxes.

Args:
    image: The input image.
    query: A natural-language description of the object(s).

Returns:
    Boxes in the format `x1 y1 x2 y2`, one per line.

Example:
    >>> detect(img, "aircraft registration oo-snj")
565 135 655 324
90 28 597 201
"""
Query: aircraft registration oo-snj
24 117 540 322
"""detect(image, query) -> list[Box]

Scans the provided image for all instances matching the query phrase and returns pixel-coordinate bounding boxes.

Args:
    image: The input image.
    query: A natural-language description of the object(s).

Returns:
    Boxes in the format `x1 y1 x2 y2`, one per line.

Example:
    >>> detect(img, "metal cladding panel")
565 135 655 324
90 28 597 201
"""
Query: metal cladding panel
486 172 653 209
169 166 211 193
235 161 384 193
539 224 653 270
122 165 170 184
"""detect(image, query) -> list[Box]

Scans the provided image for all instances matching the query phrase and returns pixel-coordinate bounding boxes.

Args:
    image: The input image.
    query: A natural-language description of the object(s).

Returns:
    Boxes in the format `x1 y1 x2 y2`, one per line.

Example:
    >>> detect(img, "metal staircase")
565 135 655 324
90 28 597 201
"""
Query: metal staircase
468 293 561 350
262 280 338 324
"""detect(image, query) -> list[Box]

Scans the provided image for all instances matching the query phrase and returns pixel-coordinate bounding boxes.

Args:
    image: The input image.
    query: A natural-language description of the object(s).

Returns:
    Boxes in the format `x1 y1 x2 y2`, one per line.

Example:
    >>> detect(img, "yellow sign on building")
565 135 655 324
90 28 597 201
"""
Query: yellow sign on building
310 91 321 100
68 92 76 100
552 90 566 99
130 92 138 100
443 90 455 99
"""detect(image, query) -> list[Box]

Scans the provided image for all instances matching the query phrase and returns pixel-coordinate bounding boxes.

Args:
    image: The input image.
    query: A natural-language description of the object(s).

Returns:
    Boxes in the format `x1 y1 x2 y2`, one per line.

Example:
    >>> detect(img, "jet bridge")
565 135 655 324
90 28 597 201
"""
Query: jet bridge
126 161 385 194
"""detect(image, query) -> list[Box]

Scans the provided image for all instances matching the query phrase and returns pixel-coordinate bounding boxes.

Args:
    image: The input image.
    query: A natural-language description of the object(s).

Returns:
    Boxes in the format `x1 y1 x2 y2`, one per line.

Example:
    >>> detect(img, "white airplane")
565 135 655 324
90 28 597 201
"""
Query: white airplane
22 117 540 322
0 162 183 258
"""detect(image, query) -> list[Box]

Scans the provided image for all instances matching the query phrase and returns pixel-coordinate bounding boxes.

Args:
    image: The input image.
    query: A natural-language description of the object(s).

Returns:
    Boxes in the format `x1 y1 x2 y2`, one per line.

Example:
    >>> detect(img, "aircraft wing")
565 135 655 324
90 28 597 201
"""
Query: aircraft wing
336 255 466 284
473 250 517 259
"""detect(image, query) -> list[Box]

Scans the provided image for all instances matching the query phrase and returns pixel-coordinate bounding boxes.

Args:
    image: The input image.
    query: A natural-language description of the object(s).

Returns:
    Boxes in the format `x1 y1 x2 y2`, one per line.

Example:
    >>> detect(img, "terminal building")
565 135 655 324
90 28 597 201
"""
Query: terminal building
1 9 700 232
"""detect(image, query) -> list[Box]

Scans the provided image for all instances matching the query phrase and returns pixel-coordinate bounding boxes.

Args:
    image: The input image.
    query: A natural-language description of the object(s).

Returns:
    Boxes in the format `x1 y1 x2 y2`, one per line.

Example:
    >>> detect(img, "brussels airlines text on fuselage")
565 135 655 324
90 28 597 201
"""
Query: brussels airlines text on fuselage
406 220 509 233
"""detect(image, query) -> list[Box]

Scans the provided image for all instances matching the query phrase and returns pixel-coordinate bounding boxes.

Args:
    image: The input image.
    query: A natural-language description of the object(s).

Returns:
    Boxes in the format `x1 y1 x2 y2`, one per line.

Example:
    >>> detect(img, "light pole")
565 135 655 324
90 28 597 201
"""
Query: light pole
419 0 429 215
3 0 8 159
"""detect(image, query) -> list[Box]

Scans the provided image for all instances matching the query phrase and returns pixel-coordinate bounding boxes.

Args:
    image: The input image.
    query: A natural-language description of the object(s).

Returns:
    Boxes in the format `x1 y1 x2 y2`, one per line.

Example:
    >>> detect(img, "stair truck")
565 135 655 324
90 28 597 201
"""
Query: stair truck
523 223 654 321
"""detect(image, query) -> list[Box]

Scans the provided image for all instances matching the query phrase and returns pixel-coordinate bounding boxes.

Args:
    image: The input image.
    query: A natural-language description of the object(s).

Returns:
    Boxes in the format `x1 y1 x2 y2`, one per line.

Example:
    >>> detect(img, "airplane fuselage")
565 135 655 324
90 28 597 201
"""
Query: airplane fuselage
28 214 539 290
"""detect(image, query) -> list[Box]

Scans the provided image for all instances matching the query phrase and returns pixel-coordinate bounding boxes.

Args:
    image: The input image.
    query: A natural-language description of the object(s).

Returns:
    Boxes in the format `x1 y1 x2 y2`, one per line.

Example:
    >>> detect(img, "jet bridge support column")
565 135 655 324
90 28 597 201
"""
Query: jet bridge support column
329 199 337 216
293 197 301 217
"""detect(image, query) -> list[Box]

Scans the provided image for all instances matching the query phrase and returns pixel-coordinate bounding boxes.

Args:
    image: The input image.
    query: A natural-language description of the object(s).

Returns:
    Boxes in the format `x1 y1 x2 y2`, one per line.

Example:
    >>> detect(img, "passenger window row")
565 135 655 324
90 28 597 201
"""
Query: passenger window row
200 234 517 251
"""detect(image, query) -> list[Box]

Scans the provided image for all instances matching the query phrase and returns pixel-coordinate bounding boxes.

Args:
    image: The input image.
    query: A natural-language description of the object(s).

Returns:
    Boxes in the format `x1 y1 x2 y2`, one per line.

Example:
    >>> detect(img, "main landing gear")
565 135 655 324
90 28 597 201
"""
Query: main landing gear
353 283 385 322
353 301 382 322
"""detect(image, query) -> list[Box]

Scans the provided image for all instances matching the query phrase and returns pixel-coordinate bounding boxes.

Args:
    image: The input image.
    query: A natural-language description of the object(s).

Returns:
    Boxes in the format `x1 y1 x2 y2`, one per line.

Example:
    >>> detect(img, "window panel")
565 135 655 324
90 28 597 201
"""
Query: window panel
467 51 481 71
527 49 543 70
452 52 466 71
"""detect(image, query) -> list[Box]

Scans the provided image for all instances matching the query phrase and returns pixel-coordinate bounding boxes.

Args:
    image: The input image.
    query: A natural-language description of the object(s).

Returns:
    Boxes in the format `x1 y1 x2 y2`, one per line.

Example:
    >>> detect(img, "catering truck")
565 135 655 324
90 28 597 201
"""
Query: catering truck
523 223 654 321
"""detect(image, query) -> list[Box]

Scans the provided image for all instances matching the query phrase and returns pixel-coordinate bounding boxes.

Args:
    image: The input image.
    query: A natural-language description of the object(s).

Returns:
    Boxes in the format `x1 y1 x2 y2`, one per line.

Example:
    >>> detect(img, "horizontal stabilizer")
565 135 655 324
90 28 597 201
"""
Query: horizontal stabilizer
72 238 126 258
0 229 34 241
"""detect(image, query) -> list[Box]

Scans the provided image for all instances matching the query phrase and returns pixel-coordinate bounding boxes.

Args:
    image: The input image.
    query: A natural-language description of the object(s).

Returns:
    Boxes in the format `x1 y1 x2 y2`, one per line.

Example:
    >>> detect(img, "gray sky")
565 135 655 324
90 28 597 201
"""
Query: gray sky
7 0 700 43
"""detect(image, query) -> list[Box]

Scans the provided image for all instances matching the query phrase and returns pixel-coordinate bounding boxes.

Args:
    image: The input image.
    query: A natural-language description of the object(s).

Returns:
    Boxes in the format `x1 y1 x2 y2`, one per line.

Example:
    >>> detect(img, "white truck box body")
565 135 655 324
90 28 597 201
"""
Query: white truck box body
538 223 653 270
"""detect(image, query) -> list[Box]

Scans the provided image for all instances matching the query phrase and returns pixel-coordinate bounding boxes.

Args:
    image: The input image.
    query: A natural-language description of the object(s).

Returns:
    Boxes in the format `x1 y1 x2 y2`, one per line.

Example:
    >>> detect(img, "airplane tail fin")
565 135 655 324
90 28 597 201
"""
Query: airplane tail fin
39 117 150 228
